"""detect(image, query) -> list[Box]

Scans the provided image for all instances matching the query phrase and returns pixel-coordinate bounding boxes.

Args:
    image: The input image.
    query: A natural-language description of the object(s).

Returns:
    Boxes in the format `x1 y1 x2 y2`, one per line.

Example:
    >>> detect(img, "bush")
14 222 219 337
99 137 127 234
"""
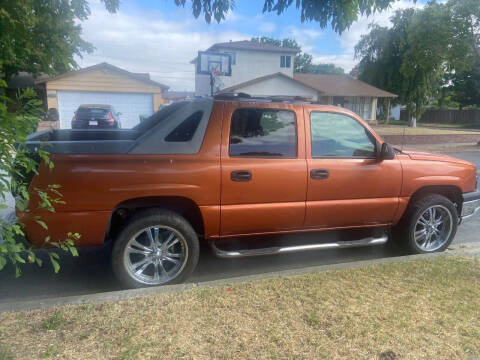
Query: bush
0 80 79 276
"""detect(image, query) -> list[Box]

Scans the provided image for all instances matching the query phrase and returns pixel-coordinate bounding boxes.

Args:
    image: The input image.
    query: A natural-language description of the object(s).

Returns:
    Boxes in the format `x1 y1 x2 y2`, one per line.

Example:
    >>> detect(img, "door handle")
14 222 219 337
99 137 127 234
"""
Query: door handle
231 170 252 182
310 169 329 180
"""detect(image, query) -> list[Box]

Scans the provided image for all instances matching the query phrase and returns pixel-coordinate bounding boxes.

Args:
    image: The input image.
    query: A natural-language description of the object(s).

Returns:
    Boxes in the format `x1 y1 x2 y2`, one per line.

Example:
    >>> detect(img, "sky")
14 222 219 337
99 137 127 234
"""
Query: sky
77 0 425 91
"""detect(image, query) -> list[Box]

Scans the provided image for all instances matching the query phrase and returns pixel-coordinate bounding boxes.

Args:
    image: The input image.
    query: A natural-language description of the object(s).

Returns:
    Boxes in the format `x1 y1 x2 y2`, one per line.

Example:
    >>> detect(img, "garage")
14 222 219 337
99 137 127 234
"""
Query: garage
37 62 168 129
58 91 154 129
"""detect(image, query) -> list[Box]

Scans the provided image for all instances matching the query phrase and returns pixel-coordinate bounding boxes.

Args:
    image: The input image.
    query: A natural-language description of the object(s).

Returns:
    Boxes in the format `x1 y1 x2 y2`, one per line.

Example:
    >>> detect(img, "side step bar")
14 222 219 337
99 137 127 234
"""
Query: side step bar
209 235 388 258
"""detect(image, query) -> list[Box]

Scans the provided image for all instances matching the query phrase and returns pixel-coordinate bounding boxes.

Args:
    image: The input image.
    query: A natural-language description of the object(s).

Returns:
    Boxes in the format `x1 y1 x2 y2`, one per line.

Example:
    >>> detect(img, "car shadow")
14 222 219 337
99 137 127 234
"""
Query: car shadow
0 230 406 304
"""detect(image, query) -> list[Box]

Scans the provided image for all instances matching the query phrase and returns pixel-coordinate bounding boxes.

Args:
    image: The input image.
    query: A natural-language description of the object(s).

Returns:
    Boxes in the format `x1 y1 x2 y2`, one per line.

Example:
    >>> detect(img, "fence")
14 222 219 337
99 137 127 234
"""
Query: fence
400 109 480 125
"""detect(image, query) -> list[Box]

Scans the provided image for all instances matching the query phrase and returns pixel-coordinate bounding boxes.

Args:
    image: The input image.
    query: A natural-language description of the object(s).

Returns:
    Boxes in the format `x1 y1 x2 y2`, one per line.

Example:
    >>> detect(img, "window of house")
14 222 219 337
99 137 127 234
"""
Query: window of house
310 112 376 158
280 55 291 68
229 108 297 158
224 52 236 65
165 111 203 142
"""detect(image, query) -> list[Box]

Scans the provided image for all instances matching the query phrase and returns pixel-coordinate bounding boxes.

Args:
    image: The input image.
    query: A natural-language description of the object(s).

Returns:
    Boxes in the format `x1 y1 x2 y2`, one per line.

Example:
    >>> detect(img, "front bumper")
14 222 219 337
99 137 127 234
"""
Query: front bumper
461 189 480 222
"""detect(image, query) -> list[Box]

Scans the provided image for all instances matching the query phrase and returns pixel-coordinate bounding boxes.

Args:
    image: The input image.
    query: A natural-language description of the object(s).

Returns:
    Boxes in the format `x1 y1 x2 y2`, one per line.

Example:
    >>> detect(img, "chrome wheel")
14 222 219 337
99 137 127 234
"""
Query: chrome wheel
123 226 188 285
414 205 453 252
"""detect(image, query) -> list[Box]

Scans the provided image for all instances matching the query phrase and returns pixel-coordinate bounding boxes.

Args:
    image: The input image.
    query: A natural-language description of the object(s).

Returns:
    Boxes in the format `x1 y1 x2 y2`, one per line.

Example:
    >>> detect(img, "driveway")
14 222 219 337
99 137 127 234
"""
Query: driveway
0 150 478 304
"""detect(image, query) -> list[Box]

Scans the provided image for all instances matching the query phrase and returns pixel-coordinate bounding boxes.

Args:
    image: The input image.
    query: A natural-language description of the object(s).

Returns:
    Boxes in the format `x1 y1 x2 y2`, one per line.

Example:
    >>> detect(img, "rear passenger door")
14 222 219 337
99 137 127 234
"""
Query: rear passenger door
220 102 307 236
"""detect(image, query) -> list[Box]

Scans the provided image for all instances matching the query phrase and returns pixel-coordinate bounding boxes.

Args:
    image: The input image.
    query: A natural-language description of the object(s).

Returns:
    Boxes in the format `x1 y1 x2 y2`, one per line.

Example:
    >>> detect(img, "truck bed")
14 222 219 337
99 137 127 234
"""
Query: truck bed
25 98 213 155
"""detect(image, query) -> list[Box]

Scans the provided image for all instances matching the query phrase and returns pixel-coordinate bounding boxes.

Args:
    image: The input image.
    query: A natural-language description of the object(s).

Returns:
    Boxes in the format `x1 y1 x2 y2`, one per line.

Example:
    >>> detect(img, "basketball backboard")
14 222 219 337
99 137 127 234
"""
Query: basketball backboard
197 51 232 76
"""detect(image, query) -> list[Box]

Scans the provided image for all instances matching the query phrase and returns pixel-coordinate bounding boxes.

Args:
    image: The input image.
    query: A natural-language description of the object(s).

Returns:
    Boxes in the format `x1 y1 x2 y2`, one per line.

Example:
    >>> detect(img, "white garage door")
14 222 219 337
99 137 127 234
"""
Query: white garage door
57 91 154 129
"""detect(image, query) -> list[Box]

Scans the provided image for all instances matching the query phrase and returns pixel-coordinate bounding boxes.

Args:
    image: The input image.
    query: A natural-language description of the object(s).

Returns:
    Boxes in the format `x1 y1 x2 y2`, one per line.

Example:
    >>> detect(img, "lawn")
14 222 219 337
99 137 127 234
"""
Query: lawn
1 256 479 360
373 124 479 136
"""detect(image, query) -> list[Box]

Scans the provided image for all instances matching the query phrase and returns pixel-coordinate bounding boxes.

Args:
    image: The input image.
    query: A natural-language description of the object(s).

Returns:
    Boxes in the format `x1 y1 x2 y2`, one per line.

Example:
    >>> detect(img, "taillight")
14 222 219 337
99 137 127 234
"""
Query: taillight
106 112 114 123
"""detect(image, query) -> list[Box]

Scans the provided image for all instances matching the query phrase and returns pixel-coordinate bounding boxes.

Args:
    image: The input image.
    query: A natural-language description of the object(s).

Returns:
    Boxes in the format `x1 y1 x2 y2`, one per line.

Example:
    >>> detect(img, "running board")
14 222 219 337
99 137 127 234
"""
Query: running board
209 235 389 258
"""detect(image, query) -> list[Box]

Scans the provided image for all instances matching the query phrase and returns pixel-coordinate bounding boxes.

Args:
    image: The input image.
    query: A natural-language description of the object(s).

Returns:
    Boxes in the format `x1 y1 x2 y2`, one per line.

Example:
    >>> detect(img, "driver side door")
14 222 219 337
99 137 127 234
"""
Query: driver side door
304 108 402 229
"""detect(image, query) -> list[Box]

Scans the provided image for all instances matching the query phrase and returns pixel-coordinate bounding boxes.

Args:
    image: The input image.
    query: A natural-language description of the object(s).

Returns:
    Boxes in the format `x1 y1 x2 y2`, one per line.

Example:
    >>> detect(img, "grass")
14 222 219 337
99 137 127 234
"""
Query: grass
0 256 480 359
373 124 479 135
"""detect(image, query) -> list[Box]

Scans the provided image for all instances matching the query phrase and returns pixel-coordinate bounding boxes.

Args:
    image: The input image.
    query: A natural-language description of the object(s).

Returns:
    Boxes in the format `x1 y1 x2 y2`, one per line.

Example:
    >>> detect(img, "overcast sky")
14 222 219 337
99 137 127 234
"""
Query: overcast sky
77 0 424 91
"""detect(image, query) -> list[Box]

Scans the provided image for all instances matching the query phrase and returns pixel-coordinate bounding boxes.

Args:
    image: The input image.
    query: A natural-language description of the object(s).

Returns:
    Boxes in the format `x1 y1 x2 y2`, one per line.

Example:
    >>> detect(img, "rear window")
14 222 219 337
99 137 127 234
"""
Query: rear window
76 108 109 119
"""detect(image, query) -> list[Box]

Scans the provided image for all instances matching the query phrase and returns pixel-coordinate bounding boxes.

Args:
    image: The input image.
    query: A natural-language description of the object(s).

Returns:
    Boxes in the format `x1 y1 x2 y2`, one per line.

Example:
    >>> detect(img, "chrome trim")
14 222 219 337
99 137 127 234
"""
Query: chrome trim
461 199 480 222
209 235 388 258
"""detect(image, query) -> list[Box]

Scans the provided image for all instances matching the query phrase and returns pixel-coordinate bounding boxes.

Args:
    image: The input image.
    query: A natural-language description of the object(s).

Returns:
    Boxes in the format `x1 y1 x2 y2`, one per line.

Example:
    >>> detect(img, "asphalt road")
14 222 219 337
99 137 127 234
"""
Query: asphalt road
0 150 478 304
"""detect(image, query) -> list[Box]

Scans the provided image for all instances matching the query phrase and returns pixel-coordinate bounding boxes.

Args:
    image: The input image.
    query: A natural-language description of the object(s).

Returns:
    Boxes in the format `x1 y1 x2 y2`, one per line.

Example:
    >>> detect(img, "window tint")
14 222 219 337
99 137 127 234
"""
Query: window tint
76 107 109 119
310 112 375 158
229 109 297 158
165 111 203 142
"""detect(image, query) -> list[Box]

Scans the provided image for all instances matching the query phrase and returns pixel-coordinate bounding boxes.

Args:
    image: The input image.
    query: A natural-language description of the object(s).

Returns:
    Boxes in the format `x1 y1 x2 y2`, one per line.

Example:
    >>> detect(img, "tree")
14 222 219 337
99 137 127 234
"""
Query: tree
175 0 399 33
449 63 480 108
445 0 480 108
251 37 345 74
447 0 480 67
0 0 115 275
0 0 118 82
355 4 451 127
298 63 345 75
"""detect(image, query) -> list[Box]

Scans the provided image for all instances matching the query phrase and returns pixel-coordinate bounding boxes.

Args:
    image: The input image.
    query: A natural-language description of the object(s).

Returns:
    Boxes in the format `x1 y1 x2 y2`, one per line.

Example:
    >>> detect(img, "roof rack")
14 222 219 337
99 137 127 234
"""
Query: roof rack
213 92 251 100
213 92 311 103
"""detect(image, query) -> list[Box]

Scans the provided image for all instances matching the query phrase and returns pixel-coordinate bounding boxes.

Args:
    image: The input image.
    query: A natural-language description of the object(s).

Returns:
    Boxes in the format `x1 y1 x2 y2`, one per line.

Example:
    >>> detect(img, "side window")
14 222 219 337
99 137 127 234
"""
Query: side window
165 111 203 142
310 112 376 158
229 108 297 158
280 55 291 68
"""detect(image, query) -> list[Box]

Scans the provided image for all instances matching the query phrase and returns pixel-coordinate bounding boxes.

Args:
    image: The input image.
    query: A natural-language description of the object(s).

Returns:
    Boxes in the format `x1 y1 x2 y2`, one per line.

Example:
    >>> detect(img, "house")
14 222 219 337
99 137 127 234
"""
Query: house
36 62 168 129
163 91 195 104
191 40 299 96
193 40 396 121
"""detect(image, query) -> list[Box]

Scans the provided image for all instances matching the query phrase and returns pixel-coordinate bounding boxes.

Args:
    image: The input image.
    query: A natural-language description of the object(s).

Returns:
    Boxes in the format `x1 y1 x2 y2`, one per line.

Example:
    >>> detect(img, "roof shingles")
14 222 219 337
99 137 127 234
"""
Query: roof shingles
220 72 397 98
293 73 396 98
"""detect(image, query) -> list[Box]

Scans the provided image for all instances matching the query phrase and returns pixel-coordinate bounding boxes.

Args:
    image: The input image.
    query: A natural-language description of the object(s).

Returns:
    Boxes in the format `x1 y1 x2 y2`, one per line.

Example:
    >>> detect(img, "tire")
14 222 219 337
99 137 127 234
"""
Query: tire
112 209 200 288
394 194 458 254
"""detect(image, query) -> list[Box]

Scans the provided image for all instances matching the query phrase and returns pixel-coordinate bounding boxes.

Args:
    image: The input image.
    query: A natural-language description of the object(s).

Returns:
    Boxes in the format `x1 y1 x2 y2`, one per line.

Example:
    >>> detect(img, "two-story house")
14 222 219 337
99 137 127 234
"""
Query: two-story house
192 40 396 122
192 40 299 96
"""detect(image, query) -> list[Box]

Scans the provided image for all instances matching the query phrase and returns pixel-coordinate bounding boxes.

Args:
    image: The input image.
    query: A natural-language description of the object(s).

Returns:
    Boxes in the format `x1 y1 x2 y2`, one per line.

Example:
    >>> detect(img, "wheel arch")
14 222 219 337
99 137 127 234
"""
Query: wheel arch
407 185 463 216
106 196 205 242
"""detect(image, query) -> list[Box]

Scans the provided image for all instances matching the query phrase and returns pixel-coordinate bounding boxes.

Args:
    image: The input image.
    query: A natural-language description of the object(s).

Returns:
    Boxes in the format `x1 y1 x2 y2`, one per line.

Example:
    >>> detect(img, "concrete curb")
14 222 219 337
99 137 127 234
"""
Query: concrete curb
1 242 480 314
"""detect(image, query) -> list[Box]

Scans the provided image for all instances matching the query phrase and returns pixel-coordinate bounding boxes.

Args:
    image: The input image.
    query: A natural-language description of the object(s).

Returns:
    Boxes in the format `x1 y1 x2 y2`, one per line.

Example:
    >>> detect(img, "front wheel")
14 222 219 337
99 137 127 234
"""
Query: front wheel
112 210 200 288
395 194 458 254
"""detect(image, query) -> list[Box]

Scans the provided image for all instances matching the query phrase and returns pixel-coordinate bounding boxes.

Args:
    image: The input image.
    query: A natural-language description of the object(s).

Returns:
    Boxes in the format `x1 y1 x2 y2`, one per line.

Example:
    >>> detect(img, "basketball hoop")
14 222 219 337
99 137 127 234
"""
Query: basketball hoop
197 51 232 96
210 69 225 77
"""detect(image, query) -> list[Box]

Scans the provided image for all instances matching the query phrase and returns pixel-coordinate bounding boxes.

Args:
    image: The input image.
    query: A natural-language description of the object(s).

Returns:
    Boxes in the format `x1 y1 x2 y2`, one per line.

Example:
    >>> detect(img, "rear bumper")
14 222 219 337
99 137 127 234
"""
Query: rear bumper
461 189 480 222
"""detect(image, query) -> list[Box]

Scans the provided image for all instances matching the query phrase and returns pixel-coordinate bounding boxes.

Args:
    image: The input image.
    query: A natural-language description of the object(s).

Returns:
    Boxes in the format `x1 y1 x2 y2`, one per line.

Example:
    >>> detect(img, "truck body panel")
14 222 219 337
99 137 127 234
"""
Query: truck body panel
18 98 478 248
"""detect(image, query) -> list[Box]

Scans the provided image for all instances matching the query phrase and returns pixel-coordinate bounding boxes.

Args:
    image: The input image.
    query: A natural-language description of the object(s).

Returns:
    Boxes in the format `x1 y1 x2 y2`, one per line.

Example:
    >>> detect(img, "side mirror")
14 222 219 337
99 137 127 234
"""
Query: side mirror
376 142 395 161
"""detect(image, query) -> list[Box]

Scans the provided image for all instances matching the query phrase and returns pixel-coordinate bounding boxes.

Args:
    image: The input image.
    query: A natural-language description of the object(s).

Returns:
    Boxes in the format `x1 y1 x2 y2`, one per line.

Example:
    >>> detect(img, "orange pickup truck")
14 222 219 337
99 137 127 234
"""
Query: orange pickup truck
19 94 480 288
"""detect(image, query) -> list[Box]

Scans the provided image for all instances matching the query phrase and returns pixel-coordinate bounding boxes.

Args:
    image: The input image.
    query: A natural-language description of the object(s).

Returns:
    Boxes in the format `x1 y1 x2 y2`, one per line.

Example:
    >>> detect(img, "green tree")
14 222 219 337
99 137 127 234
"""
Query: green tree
0 0 115 275
0 0 118 82
298 63 345 75
445 0 480 108
447 0 480 67
449 63 480 108
175 0 399 33
355 4 451 126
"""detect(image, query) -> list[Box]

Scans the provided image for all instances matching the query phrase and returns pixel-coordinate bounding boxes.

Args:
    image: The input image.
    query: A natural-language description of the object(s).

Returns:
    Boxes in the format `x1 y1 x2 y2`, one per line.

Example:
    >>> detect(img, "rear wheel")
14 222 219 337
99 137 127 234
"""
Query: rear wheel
112 209 199 288
395 194 458 253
